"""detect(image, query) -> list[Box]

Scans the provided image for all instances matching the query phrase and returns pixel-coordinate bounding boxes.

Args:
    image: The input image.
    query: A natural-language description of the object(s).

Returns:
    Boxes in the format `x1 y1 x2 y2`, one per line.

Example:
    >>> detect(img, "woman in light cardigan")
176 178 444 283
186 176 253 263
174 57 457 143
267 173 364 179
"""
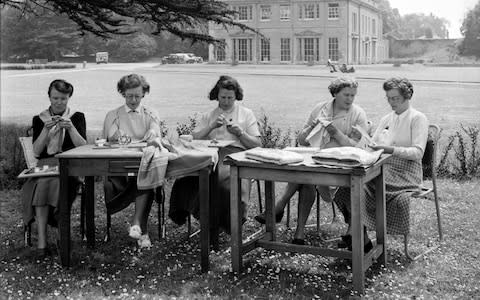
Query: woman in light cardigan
334 77 428 252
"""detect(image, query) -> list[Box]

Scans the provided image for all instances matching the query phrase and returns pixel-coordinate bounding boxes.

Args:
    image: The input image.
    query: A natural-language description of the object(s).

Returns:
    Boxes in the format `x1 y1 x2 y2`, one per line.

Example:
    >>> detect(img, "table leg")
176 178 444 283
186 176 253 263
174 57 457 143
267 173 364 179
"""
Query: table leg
199 168 210 272
210 169 219 251
230 166 242 273
58 159 71 267
375 166 387 266
264 181 276 241
351 175 365 294
85 176 95 249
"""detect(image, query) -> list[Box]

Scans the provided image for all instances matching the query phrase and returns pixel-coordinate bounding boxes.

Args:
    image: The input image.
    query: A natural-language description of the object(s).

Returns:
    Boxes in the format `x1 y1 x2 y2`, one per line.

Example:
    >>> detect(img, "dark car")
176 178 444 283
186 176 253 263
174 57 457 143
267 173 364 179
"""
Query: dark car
161 54 183 64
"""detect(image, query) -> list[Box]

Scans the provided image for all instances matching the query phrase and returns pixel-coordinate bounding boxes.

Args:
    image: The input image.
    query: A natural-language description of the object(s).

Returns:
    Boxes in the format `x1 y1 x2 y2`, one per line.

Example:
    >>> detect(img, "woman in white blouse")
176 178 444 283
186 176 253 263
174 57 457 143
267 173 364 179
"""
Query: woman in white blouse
334 77 428 252
168 75 261 234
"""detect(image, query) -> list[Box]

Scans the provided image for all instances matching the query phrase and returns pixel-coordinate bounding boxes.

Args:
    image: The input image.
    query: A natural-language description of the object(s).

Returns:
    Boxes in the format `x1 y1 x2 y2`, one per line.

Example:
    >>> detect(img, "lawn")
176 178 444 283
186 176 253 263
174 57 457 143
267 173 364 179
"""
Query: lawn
1 64 479 299
0 178 479 299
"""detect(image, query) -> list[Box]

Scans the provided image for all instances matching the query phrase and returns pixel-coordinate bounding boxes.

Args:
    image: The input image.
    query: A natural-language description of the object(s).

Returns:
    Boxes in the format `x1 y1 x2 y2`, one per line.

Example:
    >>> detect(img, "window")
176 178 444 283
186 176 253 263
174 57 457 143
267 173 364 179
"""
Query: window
233 38 252 62
372 19 376 36
260 39 270 62
280 38 291 62
299 3 320 20
260 5 271 21
352 12 358 32
215 39 226 62
280 5 291 21
234 5 253 21
299 37 319 62
328 3 339 19
328 37 339 61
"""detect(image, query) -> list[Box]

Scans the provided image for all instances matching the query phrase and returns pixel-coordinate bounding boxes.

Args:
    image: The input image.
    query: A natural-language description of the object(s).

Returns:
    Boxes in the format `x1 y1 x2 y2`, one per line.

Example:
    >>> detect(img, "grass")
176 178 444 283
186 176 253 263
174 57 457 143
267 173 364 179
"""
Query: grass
1 179 479 299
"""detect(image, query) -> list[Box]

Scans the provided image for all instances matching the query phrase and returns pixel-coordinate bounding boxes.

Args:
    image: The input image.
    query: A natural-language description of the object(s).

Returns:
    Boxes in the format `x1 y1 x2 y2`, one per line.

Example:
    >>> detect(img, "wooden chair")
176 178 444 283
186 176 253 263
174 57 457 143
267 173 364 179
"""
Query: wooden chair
18 132 86 246
404 124 443 260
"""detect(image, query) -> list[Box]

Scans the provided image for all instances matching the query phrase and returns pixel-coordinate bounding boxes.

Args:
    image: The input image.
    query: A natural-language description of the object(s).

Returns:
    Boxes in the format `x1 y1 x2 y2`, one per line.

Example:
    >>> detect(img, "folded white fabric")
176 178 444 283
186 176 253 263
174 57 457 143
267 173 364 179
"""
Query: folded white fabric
245 147 304 165
311 146 383 167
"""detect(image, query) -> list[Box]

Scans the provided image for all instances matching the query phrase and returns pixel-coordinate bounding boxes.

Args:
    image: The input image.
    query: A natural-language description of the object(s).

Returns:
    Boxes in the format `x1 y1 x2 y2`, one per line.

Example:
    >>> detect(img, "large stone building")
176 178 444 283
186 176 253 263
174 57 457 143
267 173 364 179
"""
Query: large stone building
208 0 388 64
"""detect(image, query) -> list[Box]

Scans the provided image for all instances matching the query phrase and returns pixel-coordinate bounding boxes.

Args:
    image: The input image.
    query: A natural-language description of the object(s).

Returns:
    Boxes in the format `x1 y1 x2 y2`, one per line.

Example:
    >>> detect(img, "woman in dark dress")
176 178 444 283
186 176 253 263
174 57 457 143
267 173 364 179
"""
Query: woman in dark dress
21 79 86 258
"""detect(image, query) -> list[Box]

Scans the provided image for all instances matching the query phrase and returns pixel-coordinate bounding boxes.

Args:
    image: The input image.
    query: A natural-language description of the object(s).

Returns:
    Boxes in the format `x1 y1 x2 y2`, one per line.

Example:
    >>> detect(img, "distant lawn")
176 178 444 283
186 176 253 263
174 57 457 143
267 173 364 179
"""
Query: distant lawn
1 178 479 299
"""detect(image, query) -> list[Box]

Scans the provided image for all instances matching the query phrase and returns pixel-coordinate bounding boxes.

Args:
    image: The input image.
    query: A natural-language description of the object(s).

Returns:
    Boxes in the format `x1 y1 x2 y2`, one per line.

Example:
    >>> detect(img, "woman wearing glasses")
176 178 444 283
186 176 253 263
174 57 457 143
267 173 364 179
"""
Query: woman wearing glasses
103 74 161 249
333 77 429 252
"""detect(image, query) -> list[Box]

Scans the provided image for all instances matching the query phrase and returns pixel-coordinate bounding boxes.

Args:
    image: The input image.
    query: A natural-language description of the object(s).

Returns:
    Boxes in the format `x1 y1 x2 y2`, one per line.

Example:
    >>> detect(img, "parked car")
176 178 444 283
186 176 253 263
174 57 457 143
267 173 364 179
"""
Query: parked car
161 54 183 64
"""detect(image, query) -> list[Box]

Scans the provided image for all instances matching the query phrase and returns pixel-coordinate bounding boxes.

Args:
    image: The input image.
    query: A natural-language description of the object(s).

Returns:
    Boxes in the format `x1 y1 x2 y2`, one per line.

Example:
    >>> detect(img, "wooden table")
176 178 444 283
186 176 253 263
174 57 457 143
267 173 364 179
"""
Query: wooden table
225 152 391 294
56 144 215 271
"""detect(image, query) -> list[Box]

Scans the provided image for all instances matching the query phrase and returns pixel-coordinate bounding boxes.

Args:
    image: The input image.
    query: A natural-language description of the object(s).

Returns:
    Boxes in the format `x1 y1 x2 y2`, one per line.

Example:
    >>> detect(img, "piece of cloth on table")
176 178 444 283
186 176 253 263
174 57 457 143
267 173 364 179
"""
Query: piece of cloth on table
243 147 304 165
105 144 215 215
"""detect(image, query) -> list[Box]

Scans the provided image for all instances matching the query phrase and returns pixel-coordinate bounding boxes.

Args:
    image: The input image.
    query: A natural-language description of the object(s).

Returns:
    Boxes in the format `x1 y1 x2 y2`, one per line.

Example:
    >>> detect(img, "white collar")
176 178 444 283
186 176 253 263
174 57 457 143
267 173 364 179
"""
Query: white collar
124 104 143 114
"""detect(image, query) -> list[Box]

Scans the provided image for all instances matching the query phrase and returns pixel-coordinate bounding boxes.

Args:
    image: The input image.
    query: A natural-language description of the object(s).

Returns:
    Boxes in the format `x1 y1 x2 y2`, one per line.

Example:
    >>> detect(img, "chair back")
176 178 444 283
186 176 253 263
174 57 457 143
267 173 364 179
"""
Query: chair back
422 124 440 179
19 136 38 169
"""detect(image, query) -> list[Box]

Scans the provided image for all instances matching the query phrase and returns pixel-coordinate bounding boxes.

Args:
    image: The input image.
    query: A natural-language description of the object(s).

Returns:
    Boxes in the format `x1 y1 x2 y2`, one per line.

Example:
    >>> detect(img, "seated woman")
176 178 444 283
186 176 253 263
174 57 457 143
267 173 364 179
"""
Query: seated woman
169 75 261 233
333 77 428 252
21 79 86 258
103 74 161 249
255 77 368 245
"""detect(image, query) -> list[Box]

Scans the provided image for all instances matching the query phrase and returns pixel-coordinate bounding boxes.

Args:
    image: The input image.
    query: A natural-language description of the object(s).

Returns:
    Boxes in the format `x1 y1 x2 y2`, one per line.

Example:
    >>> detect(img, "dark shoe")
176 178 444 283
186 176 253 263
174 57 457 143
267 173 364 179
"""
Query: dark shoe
337 234 351 249
254 211 284 224
291 238 305 245
346 229 373 253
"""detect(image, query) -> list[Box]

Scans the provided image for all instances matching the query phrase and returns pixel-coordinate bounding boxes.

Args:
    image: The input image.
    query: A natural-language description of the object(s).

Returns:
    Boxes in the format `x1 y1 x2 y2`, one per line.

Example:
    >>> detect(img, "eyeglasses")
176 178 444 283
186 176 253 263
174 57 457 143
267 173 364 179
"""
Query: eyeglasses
124 94 144 100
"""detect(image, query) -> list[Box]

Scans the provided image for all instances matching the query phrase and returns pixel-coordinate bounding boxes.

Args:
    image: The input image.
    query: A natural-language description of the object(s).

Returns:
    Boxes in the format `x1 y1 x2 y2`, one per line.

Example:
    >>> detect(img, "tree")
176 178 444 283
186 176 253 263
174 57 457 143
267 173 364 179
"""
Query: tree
0 0 254 43
459 1 480 57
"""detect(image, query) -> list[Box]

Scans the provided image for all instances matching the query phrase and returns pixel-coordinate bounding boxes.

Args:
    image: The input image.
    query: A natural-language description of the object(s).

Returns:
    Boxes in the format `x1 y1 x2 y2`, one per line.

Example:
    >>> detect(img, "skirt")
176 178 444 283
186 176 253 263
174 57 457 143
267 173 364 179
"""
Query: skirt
333 156 423 235
21 157 80 227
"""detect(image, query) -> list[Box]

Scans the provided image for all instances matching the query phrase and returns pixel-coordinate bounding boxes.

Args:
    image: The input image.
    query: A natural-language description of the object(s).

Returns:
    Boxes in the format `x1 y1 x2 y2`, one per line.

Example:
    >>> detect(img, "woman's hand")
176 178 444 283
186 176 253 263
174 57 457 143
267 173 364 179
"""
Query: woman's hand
369 144 394 154
349 126 362 142
43 119 57 130
210 114 227 129
226 122 244 137
325 123 339 136
142 129 158 142
58 118 73 130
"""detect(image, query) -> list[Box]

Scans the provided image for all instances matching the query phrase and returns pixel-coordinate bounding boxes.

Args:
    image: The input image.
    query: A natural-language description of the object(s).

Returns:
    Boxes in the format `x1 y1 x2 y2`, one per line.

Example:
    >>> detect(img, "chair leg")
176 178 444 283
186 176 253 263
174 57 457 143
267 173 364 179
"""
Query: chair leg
80 184 86 240
316 190 320 234
257 179 263 213
24 224 32 247
156 187 166 240
105 213 111 242
286 198 291 228
331 202 338 223
432 172 443 241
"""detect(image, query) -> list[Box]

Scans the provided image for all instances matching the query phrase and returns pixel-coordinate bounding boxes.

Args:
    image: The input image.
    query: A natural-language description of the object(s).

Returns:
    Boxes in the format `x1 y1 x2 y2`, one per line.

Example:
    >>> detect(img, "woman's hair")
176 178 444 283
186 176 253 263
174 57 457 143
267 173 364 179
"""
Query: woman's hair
383 77 414 100
48 79 74 97
328 77 358 97
117 74 150 95
209 75 244 100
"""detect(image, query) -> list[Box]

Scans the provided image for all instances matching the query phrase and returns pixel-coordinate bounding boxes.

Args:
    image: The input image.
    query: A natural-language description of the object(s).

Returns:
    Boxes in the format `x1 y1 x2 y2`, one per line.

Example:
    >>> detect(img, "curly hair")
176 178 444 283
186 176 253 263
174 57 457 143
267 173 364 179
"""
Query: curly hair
117 74 150 95
48 79 74 97
209 75 244 101
383 77 414 100
328 77 358 97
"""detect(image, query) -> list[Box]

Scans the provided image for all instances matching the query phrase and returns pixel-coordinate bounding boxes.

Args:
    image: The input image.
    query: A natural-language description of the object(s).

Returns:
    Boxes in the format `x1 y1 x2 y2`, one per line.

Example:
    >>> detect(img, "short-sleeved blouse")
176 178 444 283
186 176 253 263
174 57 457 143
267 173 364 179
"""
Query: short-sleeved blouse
195 103 260 149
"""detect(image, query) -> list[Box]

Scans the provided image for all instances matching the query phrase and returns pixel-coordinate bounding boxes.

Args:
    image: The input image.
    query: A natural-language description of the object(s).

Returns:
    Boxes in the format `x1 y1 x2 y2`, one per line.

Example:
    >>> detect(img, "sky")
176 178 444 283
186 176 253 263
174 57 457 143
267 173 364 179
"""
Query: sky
388 0 478 38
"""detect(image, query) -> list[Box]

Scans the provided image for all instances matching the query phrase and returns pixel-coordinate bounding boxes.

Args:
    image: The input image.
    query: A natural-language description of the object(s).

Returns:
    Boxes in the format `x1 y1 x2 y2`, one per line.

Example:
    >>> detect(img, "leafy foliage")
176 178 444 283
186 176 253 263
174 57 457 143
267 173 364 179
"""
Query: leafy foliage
257 113 292 149
459 0 480 57
0 0 255 43
0 123 30 190
437 124 480 179
175 114 198 136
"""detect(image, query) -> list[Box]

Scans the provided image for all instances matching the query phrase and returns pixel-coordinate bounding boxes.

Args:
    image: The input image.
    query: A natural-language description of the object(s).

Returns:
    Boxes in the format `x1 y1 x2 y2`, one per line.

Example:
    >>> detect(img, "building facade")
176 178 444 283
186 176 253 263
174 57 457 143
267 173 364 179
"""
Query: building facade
208 0 388 64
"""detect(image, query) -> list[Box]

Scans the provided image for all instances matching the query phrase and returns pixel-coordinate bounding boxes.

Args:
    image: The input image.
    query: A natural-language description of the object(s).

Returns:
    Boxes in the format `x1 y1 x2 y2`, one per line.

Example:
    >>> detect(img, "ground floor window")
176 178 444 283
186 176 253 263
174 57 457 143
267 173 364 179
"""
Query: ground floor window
233 38 252 62
352 38 358 63
280 38 291 62
298 37 319 62
215 39 226 62
328 37 339 61
260 39 270 62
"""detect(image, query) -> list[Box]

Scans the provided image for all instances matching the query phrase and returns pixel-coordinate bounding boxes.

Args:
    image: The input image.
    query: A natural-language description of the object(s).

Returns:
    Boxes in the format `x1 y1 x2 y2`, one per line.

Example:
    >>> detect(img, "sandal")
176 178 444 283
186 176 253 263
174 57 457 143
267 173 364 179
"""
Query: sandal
129 225 142 240
254 211 284 224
